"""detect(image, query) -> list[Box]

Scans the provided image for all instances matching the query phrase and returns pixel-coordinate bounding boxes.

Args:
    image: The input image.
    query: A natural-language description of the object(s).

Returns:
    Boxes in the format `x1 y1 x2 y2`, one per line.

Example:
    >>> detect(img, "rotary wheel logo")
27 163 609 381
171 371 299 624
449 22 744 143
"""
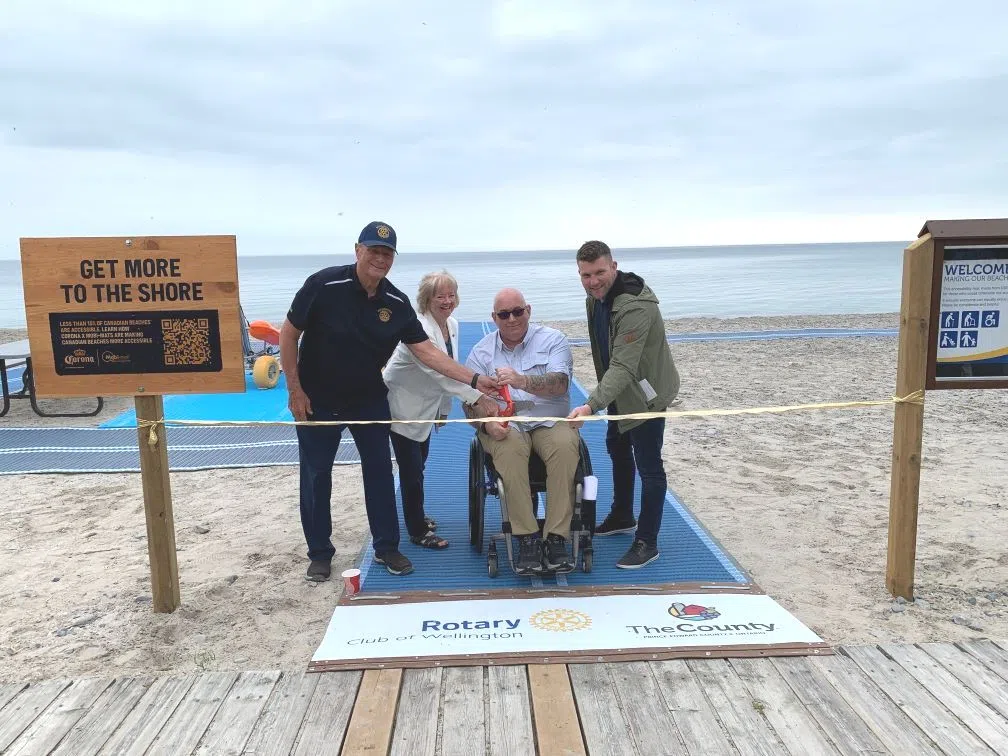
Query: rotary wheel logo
377 307 392 322
529 609 592 632
377 224 391 239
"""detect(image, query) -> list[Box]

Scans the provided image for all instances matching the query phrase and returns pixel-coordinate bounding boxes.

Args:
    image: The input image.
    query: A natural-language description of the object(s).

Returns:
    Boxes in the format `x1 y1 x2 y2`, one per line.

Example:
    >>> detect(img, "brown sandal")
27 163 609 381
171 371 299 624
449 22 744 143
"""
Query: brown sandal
410 530 449 549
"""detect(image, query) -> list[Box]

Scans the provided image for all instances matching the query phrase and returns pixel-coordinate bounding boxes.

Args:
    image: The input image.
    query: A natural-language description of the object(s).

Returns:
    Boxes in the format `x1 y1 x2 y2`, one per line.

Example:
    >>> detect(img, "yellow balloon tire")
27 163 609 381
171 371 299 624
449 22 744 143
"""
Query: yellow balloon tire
252 355 280 389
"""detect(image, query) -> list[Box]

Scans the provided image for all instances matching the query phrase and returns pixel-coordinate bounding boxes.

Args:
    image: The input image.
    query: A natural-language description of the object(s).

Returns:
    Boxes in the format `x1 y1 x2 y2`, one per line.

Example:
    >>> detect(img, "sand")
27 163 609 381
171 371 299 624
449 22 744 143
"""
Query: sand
2 314 1006 683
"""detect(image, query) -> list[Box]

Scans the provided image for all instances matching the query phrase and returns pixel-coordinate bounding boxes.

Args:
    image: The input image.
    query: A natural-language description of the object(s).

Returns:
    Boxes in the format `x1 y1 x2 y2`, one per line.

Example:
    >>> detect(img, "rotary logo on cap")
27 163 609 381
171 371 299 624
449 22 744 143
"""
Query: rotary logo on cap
377 225 391 240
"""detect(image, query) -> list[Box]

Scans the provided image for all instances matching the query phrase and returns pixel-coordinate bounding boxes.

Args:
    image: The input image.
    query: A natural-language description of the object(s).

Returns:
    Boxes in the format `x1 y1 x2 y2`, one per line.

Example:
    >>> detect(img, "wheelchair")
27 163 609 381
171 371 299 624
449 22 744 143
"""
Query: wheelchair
468 434 596 578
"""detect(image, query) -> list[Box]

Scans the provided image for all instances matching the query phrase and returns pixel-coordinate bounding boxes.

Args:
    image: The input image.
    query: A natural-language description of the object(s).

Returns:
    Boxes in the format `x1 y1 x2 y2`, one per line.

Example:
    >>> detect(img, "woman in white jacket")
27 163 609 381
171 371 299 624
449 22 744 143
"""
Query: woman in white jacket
383 271 497 549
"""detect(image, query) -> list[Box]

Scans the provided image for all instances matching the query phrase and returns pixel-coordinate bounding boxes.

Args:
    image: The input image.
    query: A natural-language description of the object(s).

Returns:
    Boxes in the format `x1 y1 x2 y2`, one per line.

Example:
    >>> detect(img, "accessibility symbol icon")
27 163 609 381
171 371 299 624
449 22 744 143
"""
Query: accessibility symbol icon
959 330 978 348
961 311 980 328
941 311 959 329
982 310 1000 328
940 331 958 348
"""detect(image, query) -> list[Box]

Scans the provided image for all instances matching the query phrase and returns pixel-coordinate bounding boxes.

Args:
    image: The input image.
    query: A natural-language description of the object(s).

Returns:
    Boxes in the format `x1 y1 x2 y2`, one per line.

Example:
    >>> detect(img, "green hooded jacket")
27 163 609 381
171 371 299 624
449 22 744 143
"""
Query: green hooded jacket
585 271 680 432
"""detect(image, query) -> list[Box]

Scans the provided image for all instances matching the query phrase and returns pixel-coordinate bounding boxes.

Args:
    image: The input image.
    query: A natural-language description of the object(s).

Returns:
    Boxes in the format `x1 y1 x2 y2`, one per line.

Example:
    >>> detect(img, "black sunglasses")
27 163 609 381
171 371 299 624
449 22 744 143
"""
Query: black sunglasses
495 307 528 320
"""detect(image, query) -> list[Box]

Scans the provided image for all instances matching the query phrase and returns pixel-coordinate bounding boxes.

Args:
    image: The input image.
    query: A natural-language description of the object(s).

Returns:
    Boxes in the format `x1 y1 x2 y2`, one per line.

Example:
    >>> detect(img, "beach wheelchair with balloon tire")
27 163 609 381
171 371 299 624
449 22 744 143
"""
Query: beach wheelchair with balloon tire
467 434 596 578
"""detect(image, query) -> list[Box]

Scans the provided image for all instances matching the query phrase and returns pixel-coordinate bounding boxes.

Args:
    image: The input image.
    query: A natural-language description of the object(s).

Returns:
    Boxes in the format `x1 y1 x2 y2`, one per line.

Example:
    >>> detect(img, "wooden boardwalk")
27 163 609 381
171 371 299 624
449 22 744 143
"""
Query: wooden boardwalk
1 640 1007 755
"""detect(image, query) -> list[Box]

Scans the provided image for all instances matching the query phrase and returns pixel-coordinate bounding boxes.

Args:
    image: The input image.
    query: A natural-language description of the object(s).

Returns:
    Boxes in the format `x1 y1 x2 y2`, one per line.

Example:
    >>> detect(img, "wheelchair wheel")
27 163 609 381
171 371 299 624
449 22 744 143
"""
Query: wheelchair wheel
488 543 499 578
252 355 280 389
468 440 486 553
582 547 593 573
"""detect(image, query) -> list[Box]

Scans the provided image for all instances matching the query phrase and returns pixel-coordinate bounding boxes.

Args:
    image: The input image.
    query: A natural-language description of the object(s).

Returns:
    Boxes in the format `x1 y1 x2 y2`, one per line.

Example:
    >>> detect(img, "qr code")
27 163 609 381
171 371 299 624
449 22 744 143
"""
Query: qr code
161 318 212 366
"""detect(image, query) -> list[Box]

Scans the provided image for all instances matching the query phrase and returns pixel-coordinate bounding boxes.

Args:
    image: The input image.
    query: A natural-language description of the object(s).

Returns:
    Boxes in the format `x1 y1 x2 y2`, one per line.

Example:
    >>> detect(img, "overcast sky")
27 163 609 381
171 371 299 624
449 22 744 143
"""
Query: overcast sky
1 0 1006 259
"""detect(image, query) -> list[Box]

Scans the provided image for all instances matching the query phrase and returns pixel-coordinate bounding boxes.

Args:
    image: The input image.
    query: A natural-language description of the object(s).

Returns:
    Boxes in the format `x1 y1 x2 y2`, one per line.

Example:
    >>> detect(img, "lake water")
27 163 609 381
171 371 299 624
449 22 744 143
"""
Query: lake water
0 241 907 327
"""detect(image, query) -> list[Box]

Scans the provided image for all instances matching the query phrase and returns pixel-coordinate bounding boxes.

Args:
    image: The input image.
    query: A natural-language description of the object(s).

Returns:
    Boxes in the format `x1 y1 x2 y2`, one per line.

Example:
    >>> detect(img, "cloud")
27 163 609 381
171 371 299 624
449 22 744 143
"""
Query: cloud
1 0 1006 258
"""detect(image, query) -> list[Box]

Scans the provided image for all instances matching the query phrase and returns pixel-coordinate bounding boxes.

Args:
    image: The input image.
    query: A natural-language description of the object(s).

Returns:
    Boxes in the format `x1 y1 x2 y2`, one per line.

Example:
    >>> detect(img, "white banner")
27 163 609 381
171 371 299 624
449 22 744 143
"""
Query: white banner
311 592 824 665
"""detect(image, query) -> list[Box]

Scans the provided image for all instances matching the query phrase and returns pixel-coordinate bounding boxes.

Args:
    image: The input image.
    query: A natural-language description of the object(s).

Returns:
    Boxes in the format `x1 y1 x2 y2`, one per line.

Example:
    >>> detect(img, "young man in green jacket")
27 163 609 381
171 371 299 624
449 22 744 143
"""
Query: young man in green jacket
567 240 680 569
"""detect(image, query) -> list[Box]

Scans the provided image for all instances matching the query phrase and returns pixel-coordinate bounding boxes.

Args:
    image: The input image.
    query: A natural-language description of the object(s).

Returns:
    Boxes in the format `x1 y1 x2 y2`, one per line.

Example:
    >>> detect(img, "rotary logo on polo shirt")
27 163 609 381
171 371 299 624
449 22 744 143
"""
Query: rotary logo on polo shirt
378 307 392 322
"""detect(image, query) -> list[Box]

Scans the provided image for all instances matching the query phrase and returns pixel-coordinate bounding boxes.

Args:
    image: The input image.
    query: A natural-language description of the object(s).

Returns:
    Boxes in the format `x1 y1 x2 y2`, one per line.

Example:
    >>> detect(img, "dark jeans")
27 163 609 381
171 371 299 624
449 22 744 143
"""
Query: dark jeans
605 404 667 547
389 430 432 539
296 396 399 560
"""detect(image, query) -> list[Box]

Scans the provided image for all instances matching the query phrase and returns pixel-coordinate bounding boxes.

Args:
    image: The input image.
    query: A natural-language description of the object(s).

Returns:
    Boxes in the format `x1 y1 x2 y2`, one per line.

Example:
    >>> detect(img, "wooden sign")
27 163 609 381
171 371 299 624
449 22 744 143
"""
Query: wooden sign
923 219 1008 390
20 236 245 397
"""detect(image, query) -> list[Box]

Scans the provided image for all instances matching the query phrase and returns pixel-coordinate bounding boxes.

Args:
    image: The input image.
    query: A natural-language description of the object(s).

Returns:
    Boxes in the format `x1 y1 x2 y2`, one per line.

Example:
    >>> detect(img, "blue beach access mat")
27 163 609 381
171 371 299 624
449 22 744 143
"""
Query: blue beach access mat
355 321 749 594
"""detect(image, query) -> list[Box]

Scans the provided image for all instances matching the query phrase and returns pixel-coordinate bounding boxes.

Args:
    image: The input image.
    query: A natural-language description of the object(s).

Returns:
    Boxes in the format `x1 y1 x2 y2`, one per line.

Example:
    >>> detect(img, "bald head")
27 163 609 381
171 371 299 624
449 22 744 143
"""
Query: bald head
493 288 527 312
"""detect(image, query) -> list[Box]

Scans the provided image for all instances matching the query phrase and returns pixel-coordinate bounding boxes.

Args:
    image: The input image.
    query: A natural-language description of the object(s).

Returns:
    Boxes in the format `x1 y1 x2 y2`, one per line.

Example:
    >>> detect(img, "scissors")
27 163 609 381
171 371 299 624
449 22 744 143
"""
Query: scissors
497 384 535 429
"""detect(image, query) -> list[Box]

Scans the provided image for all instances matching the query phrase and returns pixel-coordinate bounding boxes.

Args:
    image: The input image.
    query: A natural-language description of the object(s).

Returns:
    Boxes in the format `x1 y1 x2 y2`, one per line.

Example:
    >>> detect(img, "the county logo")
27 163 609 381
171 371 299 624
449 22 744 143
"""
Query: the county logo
529 609 592 632
377 307 392 322
669 602 720 621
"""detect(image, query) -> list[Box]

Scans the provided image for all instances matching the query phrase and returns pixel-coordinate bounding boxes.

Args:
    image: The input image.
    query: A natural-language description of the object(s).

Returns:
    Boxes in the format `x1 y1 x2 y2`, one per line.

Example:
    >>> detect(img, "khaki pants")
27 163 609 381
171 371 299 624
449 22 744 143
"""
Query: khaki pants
478 422 580 537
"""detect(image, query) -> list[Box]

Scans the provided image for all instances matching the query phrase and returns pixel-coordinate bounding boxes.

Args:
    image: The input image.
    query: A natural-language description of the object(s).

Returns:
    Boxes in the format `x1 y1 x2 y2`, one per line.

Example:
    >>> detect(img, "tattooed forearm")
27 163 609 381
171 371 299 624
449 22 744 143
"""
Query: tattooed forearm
522 372 569 397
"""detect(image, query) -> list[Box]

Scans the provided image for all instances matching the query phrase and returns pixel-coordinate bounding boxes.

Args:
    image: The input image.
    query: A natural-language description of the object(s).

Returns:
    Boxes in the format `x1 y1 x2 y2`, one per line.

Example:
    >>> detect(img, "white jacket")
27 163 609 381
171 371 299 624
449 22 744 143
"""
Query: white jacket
383 312 483 442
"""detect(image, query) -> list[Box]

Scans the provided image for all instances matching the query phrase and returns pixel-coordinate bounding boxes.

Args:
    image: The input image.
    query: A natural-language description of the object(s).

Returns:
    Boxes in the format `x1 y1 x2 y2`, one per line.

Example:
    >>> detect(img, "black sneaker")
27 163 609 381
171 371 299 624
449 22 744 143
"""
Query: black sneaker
305 559 331 582
542 534 574 572
617 540 659 569
595 511 637 536
515 535 543 575
374 550 414 576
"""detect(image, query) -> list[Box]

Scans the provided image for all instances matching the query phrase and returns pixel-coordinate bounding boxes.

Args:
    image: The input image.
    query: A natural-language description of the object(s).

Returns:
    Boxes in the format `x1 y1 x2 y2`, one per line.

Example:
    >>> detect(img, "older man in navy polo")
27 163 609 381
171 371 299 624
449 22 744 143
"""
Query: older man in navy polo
280 221 500 581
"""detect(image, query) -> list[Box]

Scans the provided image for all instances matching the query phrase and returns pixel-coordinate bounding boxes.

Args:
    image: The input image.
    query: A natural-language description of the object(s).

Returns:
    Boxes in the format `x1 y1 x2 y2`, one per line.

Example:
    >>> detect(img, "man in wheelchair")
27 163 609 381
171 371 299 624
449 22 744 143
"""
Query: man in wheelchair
463 288 582 575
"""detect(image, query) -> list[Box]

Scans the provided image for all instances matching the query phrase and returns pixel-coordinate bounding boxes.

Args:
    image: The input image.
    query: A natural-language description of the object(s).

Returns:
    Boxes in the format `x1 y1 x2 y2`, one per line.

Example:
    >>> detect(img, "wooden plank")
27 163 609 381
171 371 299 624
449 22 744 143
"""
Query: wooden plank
341 668 403 755
51 677 155 756
607 661 685 755
882 643 1008 753
97 674 196 754
528 664 585 756
686 659 784 756
292 671 361 756
650 660 736 755
922 642 1008 719
770 657 886 755
192 670 280 755
842 645 995 756
243 670 319 756
136 393 180 613
0 679 70 753
886 233 933 599
0 682 28 714
729 658 839 755
487 666 535 756
810 654 941 755
568 663 635 756
146 671 237 753
959 639 1008 681
390 667 440 756
6 678 111 756
439 666 485 756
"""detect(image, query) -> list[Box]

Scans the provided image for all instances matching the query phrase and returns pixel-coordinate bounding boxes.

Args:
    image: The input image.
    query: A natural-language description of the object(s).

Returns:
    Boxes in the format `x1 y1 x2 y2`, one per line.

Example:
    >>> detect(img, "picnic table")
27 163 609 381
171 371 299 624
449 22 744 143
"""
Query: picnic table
0 339 104 418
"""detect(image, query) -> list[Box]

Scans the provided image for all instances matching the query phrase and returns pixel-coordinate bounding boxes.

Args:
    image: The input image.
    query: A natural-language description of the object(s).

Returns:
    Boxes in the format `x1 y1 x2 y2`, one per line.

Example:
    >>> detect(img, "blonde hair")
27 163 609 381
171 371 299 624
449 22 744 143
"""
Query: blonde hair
416 270 460 315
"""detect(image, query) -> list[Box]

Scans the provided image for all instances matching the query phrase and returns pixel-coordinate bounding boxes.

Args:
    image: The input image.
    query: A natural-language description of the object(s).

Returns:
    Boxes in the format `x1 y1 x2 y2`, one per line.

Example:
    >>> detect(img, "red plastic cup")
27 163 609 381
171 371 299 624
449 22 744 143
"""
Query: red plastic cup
342 568 361 596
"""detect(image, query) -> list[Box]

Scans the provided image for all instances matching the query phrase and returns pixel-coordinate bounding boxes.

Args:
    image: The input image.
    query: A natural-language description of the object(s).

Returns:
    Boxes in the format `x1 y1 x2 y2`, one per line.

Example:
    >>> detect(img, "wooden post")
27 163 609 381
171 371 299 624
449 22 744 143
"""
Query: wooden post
886 234 934 600
135 395 180 612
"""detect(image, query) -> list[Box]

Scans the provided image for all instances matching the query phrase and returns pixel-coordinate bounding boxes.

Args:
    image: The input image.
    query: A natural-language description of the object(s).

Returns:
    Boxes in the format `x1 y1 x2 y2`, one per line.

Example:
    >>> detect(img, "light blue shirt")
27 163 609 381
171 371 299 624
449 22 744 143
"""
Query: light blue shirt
464 322 573 430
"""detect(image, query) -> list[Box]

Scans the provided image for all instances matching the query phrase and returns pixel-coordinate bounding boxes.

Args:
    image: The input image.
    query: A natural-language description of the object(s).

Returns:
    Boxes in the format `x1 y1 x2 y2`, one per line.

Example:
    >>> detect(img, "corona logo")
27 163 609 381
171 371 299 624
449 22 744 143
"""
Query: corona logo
64 350 96 366
529 609 592 632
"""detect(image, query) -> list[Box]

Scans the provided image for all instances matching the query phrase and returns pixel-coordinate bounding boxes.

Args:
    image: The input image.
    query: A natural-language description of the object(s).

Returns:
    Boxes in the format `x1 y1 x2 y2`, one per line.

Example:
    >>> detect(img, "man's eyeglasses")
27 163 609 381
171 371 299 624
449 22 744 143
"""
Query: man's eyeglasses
495 307 528 320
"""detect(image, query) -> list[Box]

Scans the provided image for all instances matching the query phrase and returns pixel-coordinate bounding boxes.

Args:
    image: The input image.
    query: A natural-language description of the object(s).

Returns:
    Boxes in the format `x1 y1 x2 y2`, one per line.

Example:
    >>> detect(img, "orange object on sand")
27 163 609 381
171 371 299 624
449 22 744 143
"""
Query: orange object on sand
248 320 281 345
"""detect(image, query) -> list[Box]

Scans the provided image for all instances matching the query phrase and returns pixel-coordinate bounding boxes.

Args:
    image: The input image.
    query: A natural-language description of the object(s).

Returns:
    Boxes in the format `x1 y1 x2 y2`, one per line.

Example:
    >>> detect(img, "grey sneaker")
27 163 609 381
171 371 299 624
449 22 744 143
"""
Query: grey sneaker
515 535 543 575
306 559 331 582
595 511 637 536
374 550 414 576
616 540 659 569
542 533 574 572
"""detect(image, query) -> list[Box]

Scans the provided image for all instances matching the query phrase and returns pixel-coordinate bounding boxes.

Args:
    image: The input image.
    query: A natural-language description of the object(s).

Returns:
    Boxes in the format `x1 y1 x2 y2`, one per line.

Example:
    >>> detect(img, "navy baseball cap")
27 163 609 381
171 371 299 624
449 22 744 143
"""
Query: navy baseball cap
358 221 397 252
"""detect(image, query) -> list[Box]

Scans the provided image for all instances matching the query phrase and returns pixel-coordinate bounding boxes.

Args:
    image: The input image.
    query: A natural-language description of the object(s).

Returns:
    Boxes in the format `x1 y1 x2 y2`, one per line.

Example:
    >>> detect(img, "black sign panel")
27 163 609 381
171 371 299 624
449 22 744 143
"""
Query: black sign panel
49 310 223 375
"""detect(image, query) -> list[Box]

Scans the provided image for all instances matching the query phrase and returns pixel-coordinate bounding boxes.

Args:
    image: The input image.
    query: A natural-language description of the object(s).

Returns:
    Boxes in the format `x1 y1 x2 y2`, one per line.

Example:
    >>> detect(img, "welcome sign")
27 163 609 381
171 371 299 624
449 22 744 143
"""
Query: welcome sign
309 593 828 671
